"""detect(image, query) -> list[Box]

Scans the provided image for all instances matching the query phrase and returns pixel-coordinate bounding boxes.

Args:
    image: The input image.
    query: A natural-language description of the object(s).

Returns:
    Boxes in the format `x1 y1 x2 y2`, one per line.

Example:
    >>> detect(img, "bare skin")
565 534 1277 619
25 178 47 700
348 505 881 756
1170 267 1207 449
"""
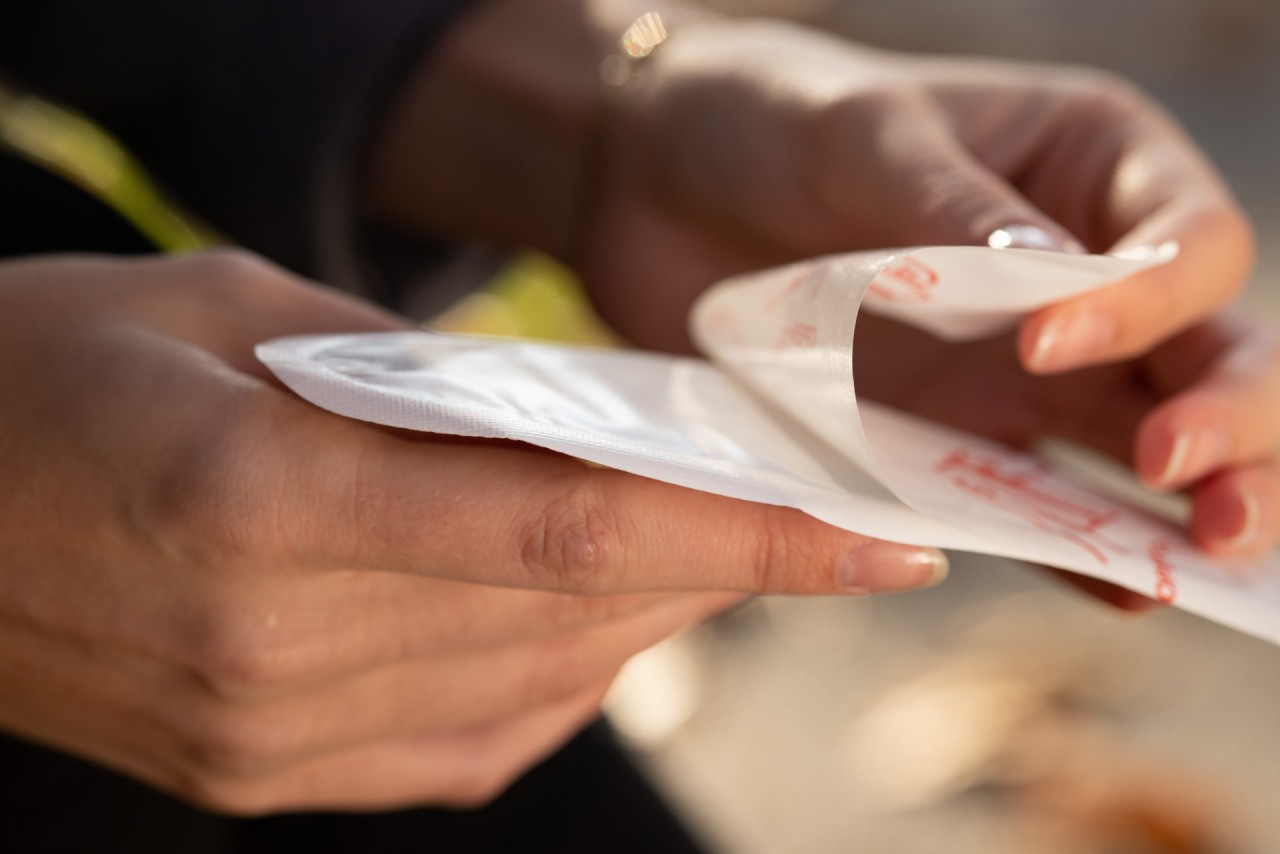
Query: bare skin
373 1 1264 580
0 252 943 814
855 309 1280 558
374 5 1260 551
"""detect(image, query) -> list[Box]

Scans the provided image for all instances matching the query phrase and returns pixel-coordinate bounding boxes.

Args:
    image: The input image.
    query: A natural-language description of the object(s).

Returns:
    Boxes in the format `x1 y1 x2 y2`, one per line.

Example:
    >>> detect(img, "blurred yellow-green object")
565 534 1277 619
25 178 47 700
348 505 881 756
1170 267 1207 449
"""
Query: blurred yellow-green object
0 86 211 251
0 86 605 345
431 253 618 345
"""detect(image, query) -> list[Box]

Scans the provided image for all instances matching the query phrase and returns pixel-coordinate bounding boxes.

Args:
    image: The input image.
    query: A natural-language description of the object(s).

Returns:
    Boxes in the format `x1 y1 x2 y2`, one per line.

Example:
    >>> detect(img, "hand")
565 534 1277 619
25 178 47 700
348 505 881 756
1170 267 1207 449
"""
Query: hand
0 250 945 814
371 4 1248 363
563 18 1264 611
853 307 1280 565
575 17 1253 365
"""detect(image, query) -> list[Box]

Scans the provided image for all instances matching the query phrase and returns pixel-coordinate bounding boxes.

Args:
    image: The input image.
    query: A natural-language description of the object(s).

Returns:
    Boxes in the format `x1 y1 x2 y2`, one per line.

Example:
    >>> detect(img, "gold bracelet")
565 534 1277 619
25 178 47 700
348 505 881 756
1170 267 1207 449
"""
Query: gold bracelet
600 12 670 88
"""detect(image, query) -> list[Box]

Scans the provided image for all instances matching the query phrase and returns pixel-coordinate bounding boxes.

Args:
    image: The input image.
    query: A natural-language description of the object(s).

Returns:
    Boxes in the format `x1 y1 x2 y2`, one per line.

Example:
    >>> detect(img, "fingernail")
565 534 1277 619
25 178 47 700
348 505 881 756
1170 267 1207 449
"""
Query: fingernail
837 542 948 594
1028 309 1117 373
1223 489 1263 550
988 224 1087 254
1110 241 1181 263
1200 485 1265 551
1152 424 1231 489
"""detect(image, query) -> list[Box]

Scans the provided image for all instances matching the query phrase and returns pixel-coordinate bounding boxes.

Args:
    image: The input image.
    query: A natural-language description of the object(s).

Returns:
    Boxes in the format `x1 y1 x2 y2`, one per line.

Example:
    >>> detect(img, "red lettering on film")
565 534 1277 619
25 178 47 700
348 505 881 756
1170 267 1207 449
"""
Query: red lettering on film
705 307 744 344
935 448 1124 565
765 263 830 312
775 322 818 349
867 256 940 303
1149 539 1178 604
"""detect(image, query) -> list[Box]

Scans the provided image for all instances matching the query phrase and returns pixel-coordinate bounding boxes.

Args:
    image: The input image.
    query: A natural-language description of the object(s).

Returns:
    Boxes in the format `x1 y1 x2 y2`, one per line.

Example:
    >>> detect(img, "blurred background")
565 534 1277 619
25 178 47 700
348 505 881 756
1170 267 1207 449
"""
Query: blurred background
3 1 1279 852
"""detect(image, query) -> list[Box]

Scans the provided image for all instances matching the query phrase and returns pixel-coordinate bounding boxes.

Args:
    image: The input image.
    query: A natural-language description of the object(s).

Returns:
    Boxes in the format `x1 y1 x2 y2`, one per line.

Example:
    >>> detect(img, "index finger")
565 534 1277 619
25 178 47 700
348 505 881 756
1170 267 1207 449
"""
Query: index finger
1019 204 1254 374
257 405 949 597
1011 81 1255 373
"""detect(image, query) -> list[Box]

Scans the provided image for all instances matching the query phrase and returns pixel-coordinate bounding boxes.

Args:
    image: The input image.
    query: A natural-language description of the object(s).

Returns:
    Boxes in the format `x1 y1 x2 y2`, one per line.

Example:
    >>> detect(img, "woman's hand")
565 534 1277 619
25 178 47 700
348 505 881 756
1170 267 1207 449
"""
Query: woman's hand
577 17 1253 361
371 3 1250 370
367 2 1260 611
0 250 945 814
854 308 1280 562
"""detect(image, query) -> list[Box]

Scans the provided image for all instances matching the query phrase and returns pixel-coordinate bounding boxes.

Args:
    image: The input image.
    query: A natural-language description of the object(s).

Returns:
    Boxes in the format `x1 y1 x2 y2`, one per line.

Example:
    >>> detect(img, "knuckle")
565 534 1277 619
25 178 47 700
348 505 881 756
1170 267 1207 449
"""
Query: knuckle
185 248 287 294
183 703 299 778
139 393 291 566
806 87 919 165
799 87 928 230
1212 206 1257 284
176 771 278 817
165 248 308 318
1117 298 1181 359
747 506 831 593
443 692 605 808
186 611 300 700
520 636 603 707
439 770 517 809
548 592 631 631
748 506 796 593
827 86 918 127
1046 68 1159 138
1058 66 1147 109
519 475 623 592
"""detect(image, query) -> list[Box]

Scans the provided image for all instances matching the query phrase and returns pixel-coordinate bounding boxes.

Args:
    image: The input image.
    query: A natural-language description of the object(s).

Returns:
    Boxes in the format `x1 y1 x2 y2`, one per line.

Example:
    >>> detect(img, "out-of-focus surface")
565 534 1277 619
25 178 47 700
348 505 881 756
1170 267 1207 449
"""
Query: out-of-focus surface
602 2 1280 853
609 561 1279 853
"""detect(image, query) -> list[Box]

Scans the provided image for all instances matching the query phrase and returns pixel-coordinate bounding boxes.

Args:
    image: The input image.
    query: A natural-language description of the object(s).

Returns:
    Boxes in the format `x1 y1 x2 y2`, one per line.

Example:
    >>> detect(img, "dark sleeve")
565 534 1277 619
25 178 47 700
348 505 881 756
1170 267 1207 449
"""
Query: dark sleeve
0 0 477 301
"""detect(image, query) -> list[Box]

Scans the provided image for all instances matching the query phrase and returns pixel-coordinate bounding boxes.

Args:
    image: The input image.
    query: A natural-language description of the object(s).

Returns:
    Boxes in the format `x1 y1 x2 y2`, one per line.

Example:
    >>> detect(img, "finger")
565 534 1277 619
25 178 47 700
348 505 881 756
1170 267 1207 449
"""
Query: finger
266 421 949 595
1044 568 1164 614
182 593 734 778
811 96 1083 252
1019 207 1253 374
121 250 414 377
1190 461 1280 558
1134 316 1280 489
178 681 610 815
0 583 700 810
194 572 703 698
1011 86 1254 373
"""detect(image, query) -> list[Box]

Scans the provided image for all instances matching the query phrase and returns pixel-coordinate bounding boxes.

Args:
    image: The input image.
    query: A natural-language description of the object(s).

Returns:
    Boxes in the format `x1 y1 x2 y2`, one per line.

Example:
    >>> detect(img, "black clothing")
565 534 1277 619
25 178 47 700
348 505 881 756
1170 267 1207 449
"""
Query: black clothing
0 681 703 854
0 0 472 303
0 151 155 257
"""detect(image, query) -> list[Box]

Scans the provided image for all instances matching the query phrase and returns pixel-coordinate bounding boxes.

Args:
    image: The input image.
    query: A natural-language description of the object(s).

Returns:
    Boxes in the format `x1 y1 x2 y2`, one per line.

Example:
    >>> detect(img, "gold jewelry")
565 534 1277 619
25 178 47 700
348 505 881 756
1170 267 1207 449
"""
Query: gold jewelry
600 12 670 88
620 12 669 58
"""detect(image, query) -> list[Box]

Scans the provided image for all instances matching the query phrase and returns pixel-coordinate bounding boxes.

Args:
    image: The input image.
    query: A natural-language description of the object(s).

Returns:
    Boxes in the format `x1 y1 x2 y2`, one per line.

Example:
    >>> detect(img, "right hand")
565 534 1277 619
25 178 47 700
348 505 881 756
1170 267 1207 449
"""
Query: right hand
854 307 1280 609
0 250 946 815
